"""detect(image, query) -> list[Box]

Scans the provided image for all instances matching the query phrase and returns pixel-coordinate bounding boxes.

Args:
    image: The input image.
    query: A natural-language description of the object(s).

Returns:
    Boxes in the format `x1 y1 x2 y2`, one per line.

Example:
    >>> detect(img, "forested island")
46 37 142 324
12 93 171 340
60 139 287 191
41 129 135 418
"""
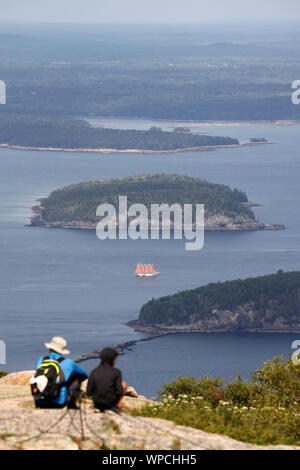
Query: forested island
30 174 283 231
0 115 242 152
128 271 300 333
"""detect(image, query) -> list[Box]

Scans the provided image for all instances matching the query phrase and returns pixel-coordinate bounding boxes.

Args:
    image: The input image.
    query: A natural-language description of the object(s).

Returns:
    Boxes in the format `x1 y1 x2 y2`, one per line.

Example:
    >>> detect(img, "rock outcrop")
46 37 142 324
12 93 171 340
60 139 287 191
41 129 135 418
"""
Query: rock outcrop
128 300 300 334
30 205 283 232
0 370 35 386
0 372 298 450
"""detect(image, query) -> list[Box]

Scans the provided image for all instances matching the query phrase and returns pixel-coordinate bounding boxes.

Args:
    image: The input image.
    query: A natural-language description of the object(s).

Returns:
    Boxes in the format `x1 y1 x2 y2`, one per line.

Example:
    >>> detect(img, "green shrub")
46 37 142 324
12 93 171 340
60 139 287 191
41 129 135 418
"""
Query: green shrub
251 356 300 407
133 357 300 446
0 371 8 379
223 375 258 407
158 375 224 407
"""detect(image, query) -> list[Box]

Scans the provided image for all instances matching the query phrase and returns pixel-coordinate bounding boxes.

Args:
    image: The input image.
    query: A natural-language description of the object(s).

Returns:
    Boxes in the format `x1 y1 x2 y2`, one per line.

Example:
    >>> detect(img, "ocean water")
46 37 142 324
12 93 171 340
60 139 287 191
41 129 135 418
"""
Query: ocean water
0 121 299 397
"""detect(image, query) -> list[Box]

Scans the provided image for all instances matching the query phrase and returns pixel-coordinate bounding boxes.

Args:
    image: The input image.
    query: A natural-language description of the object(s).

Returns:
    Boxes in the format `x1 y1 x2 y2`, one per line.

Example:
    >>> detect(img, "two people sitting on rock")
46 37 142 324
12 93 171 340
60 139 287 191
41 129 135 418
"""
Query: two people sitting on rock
31 338 127 413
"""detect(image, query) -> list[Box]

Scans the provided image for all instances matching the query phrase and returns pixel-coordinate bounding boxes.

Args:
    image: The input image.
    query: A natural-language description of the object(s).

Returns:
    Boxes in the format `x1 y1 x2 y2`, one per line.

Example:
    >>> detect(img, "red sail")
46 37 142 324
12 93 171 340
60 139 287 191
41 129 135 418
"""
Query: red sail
145 264 149 273
136 264 141 274
149 264 154 273
153 266 158 273
140 264 145 273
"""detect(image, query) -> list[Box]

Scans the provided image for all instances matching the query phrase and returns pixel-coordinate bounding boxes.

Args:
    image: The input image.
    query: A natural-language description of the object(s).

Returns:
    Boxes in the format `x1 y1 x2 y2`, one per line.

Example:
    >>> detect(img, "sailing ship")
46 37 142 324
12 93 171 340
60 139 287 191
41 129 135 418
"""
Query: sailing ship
135 263 159 277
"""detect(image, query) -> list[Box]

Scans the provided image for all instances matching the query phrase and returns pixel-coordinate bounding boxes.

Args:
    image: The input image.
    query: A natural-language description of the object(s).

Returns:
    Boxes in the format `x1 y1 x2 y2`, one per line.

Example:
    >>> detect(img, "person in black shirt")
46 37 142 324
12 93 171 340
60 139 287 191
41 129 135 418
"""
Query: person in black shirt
87 347 127 413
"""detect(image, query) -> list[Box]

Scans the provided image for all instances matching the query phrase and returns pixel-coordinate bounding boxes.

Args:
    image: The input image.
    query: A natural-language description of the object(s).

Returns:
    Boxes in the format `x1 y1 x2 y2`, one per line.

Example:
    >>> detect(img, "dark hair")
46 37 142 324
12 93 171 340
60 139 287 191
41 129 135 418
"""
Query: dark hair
100 347 118 366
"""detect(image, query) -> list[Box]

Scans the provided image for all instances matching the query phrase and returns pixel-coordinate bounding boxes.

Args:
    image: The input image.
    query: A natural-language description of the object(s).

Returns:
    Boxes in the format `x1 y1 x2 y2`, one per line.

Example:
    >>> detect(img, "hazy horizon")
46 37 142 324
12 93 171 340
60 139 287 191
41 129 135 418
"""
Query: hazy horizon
0 0 300 24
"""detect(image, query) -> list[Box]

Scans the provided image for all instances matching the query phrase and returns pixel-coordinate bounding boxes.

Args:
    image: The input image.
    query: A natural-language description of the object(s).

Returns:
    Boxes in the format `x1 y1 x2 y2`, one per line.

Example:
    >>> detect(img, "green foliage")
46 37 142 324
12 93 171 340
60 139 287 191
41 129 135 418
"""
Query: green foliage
133 357 300 446
39 173 252 225
0 114 239 150
158 375 225 407
224 376 258 407
0 371 8 379
250 137 268 143
251 356 300 407
140 270 300 328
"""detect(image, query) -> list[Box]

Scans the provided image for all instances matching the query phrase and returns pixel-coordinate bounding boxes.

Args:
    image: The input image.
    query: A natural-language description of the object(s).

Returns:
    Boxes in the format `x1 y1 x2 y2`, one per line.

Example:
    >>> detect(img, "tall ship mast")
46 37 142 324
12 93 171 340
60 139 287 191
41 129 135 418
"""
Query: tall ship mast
135 263 159 277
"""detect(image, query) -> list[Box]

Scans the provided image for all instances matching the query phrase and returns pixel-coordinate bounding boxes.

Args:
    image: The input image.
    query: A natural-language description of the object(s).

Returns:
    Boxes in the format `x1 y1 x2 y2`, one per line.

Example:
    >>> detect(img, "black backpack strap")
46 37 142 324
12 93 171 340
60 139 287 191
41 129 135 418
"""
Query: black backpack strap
57 357 66 384
41 355 64 363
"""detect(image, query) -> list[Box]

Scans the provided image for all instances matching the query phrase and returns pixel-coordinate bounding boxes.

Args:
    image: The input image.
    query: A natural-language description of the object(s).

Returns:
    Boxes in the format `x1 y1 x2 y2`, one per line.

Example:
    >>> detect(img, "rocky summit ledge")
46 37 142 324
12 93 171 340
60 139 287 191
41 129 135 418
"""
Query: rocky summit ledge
0 372 298 450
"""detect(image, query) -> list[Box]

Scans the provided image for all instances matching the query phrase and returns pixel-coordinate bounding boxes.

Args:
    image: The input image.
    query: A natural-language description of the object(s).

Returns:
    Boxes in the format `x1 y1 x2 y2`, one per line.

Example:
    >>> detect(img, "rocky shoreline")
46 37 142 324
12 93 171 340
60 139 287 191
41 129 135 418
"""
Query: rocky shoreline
29 204 285 232
0 141 270 155
125 319 300 335
76 318 300 364
86 117 300 126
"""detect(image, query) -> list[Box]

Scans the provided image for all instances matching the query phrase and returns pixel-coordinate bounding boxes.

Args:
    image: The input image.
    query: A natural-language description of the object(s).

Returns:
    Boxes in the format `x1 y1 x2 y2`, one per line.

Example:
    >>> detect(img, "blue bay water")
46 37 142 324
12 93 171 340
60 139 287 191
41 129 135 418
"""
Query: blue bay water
0 121 299 396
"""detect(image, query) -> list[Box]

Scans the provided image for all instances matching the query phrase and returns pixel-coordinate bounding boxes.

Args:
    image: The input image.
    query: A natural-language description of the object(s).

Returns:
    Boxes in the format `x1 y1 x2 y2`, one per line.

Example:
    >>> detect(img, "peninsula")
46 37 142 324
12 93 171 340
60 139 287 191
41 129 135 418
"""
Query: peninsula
0 115 244 153
127 270 300 334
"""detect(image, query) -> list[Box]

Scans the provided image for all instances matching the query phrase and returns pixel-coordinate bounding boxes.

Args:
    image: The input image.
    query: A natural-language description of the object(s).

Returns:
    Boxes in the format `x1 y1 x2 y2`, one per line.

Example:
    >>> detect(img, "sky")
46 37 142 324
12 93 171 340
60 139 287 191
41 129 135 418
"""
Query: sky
0 0 300 24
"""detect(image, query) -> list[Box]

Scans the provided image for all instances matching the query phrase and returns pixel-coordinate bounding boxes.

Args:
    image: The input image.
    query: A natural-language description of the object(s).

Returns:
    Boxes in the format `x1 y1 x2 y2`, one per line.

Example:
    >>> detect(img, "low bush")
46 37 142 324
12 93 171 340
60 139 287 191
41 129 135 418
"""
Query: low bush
133 356 300 446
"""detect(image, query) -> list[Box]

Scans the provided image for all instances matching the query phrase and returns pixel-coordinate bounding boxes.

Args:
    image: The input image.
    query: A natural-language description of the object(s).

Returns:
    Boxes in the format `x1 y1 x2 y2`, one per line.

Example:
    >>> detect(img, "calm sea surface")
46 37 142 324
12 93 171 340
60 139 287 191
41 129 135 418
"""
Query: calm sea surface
0 121 299 396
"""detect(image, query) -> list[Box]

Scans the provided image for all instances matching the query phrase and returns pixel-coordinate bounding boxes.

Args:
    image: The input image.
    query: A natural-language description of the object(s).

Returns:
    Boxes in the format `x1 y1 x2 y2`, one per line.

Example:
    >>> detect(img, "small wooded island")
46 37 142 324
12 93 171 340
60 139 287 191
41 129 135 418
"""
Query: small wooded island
127 270 300 333
0 116 241 152
0 115 270 153
30 174 284 231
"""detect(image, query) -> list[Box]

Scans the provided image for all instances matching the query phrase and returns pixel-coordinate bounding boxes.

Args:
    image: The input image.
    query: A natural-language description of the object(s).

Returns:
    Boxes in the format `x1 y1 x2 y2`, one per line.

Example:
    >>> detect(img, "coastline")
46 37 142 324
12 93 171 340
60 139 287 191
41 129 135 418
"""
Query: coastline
75 322 300 363
0 141 270 155
125 320 300 336
29 203 285 232
85 116 300 126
